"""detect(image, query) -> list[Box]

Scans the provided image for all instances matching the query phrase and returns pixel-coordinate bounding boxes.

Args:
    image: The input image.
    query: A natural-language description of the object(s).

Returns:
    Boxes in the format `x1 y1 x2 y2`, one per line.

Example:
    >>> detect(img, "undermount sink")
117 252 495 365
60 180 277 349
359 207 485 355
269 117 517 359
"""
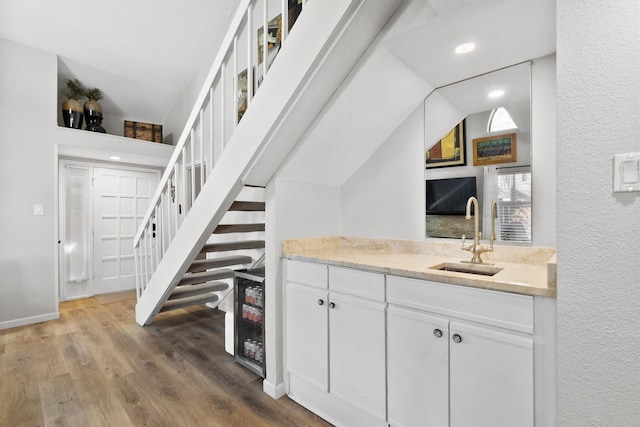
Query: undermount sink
430 262 503 277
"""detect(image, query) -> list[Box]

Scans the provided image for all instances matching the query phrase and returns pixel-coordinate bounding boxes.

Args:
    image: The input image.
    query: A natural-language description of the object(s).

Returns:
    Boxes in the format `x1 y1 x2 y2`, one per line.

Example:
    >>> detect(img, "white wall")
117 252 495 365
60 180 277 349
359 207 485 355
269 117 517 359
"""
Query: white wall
557 1 640 425
265 179 340 393
340 104 425 240
0 38 59 328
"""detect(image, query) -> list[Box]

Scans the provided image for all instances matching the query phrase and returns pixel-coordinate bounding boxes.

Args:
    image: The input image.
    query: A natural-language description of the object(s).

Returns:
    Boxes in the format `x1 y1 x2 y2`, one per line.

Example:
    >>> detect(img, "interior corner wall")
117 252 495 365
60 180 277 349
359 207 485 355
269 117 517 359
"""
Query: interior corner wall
531 54 556 247
0 38 59 328
557 2 640 425
264 178 340 390
340 103 425 240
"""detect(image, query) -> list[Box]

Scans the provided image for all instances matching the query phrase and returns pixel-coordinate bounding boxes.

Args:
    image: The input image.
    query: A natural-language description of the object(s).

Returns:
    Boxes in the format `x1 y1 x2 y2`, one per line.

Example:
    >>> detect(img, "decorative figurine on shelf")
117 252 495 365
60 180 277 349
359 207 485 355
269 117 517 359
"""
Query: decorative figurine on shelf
83 87 106 133
61 78 85 129
86 115 106 133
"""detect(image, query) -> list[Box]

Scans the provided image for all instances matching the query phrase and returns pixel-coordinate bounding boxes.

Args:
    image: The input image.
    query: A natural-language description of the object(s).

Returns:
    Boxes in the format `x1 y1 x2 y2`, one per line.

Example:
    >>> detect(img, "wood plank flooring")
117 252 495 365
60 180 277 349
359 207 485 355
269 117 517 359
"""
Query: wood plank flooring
0 297 331 427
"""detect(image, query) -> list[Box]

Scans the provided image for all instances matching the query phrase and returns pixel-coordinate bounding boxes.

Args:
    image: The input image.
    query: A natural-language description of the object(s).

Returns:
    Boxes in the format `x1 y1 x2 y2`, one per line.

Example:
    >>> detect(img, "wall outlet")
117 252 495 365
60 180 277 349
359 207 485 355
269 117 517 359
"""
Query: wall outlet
33 204 44 215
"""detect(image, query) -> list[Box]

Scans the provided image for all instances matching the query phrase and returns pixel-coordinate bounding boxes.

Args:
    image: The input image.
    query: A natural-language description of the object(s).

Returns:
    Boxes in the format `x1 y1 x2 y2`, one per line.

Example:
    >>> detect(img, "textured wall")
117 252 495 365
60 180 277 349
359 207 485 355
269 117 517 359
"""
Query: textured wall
0 38 59 327
557 1 640 424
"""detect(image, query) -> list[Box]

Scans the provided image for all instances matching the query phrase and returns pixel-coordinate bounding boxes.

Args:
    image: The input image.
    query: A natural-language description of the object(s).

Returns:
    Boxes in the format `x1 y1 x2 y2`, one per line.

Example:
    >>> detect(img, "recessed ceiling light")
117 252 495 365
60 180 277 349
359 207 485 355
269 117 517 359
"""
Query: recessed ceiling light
109 155 122 160
488 90 505 99
454 42 475 54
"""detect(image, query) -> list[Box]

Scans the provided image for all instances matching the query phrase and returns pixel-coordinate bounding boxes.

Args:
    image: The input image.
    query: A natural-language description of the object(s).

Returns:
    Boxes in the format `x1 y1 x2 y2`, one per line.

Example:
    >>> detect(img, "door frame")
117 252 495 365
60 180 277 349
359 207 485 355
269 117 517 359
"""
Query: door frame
57 158 161 301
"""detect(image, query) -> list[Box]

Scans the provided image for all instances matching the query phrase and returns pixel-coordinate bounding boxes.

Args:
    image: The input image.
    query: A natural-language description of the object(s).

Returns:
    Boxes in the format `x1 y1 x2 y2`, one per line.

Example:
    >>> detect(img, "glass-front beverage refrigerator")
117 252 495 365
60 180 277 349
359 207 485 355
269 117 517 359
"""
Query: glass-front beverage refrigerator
234 268 265 377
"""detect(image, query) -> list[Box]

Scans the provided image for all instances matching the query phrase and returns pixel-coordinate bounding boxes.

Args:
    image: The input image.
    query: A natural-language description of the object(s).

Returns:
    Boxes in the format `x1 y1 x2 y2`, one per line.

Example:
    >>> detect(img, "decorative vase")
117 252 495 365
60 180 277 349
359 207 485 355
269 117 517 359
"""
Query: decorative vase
84 99 106 133
62 98 84 129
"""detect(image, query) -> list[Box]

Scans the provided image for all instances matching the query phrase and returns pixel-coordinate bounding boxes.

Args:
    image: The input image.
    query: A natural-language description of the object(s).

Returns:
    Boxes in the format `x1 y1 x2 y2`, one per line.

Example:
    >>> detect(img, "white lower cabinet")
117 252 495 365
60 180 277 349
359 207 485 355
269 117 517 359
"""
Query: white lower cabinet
286 262 544 427
387 275 535 427
285 260 386 426
388 305 534 427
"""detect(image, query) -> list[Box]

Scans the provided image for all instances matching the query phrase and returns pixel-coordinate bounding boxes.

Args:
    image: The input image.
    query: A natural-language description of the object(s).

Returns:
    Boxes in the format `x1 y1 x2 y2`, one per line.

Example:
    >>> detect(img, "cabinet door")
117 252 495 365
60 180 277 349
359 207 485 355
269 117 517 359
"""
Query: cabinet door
449 321 534 427
387 306 449 427
286 283 328 391
329 292 386 420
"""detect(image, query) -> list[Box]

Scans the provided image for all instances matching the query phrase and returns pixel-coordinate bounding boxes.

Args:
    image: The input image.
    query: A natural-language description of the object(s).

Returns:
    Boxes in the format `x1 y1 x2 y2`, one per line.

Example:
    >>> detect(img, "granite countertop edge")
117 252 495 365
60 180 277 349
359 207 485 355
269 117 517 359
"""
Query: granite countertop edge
282 237 557 299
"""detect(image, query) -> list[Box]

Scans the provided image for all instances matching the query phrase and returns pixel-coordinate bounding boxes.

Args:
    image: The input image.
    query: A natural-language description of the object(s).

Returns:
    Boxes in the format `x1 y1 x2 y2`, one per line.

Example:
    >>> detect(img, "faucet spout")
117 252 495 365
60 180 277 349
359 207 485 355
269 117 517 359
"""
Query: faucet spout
460 196 495 264
465 196 480 247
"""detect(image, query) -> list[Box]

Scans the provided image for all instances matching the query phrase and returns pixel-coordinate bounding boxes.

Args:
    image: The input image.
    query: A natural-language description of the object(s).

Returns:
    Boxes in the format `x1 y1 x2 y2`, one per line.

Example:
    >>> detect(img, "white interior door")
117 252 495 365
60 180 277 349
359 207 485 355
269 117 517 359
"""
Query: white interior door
93 167 158 295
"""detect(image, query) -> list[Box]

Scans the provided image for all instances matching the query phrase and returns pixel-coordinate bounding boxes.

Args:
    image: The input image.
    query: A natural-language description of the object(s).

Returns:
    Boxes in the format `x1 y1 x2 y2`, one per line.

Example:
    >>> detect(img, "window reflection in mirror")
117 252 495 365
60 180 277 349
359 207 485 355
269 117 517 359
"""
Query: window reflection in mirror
424 62 532 243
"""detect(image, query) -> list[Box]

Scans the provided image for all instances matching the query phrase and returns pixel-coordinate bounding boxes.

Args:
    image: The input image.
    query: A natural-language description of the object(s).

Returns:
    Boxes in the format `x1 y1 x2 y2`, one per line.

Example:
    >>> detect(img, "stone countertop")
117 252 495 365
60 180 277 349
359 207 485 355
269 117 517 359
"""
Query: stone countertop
282 236 557 298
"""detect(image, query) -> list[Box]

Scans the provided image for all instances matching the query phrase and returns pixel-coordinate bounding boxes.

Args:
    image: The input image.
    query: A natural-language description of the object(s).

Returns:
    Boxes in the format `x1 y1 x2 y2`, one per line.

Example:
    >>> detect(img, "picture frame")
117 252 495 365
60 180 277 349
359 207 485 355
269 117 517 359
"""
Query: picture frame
472 133 517 166
425 119 466 169
255 14 282 92
237 68 247 123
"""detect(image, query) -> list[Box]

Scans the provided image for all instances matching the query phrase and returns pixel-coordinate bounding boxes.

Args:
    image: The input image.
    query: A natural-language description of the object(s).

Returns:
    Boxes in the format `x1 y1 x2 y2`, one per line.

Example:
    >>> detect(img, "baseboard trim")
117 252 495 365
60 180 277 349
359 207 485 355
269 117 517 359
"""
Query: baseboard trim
0 312 60 331
263 379 286 399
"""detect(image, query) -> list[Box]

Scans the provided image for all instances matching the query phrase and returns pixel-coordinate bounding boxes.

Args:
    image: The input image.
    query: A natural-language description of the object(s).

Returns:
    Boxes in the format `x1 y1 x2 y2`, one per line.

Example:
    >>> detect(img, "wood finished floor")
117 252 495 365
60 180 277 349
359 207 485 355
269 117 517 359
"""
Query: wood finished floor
0 297 331 427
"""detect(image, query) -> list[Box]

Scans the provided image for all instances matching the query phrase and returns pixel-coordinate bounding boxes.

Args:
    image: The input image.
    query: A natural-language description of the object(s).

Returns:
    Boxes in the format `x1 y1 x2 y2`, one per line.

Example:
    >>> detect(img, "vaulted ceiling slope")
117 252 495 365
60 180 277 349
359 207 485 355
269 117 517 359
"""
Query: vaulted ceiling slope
277 0 555 187
0 0 241 125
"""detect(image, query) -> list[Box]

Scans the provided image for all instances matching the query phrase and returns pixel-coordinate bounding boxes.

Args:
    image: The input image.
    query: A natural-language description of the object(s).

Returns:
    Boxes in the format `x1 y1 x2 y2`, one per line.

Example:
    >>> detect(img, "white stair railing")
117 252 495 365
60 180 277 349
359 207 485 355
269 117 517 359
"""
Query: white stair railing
133 0 309 299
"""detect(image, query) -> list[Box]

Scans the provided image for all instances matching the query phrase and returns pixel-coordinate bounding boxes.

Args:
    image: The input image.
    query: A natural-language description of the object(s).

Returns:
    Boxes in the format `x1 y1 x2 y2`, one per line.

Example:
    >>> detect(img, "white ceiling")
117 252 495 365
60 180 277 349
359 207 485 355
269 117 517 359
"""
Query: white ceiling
0 0 241 124
277 0 555 186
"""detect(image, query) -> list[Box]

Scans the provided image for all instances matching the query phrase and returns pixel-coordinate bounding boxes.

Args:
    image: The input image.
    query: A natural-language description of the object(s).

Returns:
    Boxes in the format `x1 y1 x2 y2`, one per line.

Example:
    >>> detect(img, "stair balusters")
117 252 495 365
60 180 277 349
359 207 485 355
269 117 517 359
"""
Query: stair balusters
133 0 305 300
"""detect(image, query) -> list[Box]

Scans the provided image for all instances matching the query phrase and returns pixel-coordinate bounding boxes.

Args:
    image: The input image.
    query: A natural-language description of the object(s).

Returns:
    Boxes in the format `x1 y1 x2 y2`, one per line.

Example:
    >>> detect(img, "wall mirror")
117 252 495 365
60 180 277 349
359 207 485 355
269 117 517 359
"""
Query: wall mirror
424 62 532 243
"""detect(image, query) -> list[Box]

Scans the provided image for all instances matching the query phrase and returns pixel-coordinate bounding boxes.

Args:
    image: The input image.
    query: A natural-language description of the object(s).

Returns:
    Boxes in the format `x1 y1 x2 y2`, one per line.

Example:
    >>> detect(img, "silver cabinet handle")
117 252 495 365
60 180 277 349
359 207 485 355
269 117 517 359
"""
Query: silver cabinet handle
452 334 462 343
317 299 324 306
433 329 443 338
329 302 336 309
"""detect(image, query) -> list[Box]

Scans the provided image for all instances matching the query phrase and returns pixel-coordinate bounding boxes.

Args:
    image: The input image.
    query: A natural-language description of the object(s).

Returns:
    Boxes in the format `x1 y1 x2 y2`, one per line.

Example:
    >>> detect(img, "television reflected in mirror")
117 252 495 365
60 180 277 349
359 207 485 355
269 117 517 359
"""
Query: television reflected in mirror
426 177 477 216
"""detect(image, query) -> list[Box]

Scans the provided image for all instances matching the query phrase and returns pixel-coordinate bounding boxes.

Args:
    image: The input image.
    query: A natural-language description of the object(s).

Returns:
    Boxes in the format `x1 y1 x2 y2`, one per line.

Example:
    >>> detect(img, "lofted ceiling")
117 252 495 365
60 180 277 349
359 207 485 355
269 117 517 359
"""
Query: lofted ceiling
277 0 556 187
0 0 241 125
384 0 556 87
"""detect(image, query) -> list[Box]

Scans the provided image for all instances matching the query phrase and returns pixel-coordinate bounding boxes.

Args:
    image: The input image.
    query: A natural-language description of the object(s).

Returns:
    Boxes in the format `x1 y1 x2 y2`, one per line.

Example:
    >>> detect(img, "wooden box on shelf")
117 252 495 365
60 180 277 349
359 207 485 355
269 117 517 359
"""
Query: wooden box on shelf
124 120 163 143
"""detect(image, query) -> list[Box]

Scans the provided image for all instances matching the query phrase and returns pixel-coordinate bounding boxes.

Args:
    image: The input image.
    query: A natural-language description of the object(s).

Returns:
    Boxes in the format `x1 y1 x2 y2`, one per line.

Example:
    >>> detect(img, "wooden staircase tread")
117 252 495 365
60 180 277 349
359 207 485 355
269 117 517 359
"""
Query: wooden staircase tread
169 281 229 300
178 268 236 286
187 255 253 273
213 223 265 234
200 240 265 253
229 201 265 211
160 293 219 312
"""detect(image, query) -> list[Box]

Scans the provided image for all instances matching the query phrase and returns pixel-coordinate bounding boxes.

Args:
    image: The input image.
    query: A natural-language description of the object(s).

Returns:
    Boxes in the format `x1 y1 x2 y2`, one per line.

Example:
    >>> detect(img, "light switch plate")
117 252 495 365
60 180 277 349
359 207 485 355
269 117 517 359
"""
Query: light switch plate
33 204 44 215
613 153 640 193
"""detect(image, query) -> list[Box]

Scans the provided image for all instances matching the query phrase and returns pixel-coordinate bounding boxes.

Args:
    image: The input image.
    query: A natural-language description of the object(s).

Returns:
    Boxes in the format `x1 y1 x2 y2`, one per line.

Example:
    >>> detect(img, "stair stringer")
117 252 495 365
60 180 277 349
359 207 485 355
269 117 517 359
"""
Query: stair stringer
135 0 387 326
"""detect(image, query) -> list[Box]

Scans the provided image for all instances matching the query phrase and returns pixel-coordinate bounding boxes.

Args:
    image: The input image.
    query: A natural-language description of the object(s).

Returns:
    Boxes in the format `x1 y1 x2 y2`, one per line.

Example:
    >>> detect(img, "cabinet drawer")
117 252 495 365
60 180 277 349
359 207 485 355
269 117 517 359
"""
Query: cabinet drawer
329 266 385 301
387 275 533 334
285 260 328 289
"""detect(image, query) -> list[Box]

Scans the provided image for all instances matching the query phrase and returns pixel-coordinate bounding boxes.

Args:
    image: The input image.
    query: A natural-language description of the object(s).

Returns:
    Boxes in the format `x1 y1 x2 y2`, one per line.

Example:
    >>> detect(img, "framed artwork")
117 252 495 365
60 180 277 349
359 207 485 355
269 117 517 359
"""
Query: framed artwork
425 119 466 168
472 133 517 166
237 69 247 123
256 14 282 91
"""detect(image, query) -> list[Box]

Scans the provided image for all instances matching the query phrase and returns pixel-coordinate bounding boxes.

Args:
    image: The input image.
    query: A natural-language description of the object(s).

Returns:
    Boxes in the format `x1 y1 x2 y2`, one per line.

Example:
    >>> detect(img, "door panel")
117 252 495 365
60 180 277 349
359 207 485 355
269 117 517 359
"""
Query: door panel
449 320 534 427
329 292 386 420
93 167 157 295
286 283 328 391
387 306 449 427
